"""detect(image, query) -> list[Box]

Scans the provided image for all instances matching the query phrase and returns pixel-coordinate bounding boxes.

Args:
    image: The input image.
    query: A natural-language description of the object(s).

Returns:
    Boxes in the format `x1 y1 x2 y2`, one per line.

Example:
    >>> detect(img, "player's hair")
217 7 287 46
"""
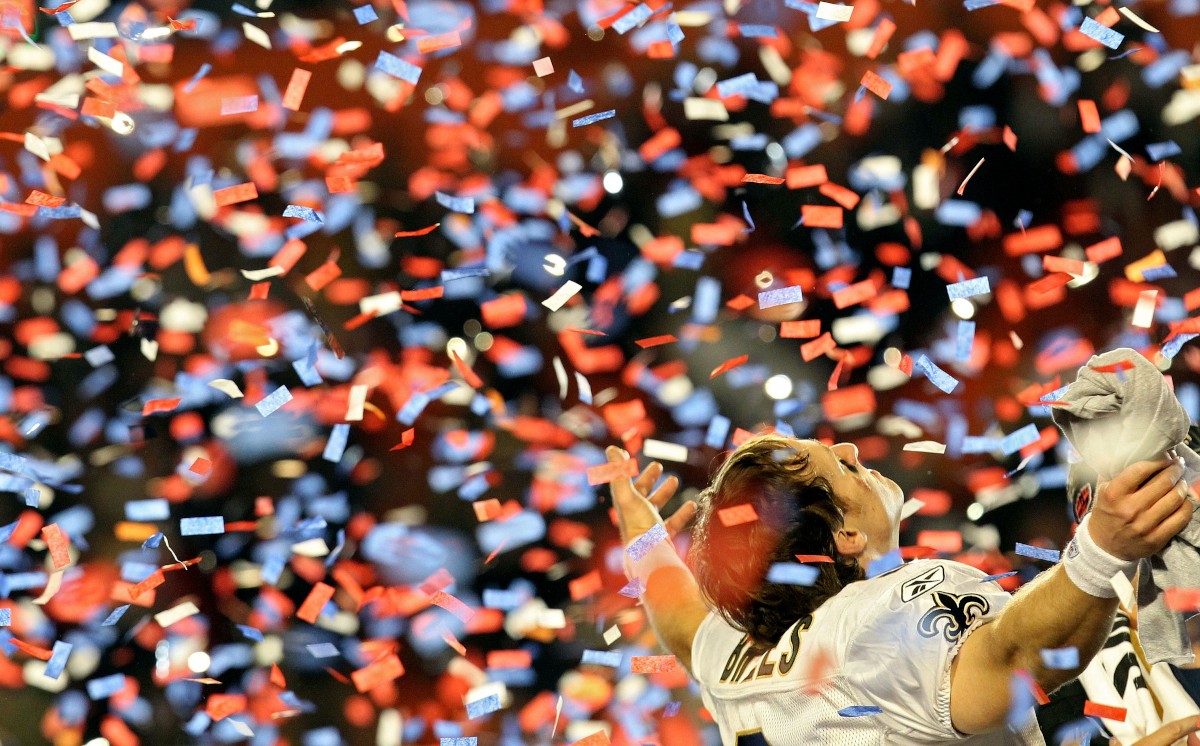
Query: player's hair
689 433 865 647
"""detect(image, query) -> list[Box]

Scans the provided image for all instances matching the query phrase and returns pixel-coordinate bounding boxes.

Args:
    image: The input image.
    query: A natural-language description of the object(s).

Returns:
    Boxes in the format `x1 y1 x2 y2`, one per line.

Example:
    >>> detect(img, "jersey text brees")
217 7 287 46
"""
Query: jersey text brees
718 615 813 685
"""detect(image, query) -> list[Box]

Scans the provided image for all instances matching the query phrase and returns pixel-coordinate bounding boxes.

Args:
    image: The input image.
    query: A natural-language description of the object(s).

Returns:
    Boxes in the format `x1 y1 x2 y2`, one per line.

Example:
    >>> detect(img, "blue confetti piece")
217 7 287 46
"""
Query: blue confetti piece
236 624 264 641
0 609 8 626
87 673 126 700
441 268 490 282
180 516 225 536
44 641 73 679
664 701 682 716
376 51 422 83
466 694 502 719
283 204 324 223
612 3 652 33
1163 333 1198 360
1146 140 1181 161
738 23 777 37
582 649 623 667
1079 17 1124 49
182 63 212 94
323 424 350 463
23 487 39 507
626 523 668 561
306 642 340 658
866 548 903 578
955 321 975 362
1141 264 1176 281
946 276 990 300
1015 543 1060 562
981 571 1019 583
100 605 129 626
617 577 646 598
143 532 164 549
1001 423 1040 455
435 191 475 214
568 69 584 94
741 200 755 233
766 562 820 586
572 109 616 127
125 498 170 521
758 285 804 308
1014 209 1033 230
255 385 292 417
440 739 477 746
353 4 377 23
705 416 730 449
915 355 960 394
839 705 884 717
1039 646 1079 669
667 19 685 44
892 266 911 289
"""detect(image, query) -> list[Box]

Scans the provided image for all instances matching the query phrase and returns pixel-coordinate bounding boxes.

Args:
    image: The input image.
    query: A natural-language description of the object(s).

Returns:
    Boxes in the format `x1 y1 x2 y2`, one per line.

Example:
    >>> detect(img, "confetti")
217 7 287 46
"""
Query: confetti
572 110 617 127
839 706 884 717
180 516 225 536
255 385 293 417
1015 543 1060 562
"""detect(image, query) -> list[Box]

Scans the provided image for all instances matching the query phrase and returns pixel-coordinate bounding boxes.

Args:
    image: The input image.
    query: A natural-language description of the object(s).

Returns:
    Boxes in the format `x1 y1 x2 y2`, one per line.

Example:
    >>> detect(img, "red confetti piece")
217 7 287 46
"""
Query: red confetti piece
297 581 335 623
1164 587 1200 611
11 638 54 660
819 182 860 210
430 590 475 623
400 286 444 301
787 164 828 189
631 654 677 673
1090 359 1135 374
351 654 405 692
58 255 100 294
832 280 876 310
394 223 440 237
710 354 749 379
450 350 483 389
780 320 820 338
742 174 785 185
1002 126 1018 151
129 569 165 600
1004 225 1062 256
212 182 258 207
281 68 312 111
1043 255 1085 275
481 294 527 328
142 398 182 415
635 334 677 349
306 254 343 292
1085 236 1122 264
487 650 532 669
1078 99 1101 133
389 429 416 450
26 190 64 208
206 693 247 721
40 0 78 13
639 127 681 163
717 504 759 527
1083 701 1127 722
801 204 843 229
801 332 836 362
866 17 896 59
795 554 834 563
860 70 892 100
41 523 71 569
585 458 638 486
822 384 876 420
569 570 603 600
269 239 307 274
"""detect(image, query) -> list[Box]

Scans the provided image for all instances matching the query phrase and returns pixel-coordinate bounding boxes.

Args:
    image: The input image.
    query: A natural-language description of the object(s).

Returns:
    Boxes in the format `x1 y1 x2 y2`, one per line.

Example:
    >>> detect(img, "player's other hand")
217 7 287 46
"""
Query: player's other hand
1117 715 1200 746
606 446 695 547
1089 454 1196 561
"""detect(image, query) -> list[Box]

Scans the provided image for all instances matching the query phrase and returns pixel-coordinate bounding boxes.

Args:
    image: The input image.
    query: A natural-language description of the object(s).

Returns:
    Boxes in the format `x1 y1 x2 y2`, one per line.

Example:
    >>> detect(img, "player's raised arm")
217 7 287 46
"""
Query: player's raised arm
949 455 1196 735
606 446 707 675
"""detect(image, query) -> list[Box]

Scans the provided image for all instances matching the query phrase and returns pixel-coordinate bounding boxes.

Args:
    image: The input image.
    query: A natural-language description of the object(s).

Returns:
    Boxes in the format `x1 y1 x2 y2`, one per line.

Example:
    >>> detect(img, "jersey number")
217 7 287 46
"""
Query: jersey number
736 731 770 745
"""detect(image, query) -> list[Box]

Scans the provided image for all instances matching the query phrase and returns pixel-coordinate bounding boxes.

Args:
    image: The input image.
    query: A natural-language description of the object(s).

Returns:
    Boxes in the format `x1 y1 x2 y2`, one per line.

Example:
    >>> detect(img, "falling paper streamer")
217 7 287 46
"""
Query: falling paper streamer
543 281 583 311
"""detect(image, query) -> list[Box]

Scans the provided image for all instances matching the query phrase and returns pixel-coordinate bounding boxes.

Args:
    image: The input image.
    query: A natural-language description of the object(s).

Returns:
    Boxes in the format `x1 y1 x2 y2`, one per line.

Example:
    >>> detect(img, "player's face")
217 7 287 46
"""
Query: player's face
793 439 904 562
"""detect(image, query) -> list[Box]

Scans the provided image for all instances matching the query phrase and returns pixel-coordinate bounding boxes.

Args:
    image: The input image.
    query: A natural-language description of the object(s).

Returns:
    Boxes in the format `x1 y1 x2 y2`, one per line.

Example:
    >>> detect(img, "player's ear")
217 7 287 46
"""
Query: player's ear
834 528 867 558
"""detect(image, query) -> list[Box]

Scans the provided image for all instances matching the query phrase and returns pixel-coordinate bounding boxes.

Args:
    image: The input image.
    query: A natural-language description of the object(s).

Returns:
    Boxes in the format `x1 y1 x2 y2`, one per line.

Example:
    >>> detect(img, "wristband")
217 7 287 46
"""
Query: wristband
623 523 687 585
1061 514 1137 598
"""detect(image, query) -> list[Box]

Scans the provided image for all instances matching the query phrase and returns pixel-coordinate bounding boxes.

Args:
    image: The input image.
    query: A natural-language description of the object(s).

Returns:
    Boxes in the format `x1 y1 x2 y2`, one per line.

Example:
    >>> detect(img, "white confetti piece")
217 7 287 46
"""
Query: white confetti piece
683 98 729 121
603 625 621 645
67 22 120 40
552 356 568 400
1117 6 1159 32
816 2 853 21
346 384 368 422
242 21 272 49
903 441 947 454
241 266 285 281
24 132 50 162
1131 289 1157 328
542 281 582 311
154 601 200 628
140 338 159 361
32 570 64 605
899 499 927 521
208 379 244 398
642 439 689 463
87 47 124 77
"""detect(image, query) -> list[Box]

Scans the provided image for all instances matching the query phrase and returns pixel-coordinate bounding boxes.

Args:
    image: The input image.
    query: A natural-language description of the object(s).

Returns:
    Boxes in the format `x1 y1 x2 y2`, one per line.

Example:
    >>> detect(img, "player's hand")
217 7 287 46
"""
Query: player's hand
606 446 695 547
1088 454 1196 561
1115 715 1200 746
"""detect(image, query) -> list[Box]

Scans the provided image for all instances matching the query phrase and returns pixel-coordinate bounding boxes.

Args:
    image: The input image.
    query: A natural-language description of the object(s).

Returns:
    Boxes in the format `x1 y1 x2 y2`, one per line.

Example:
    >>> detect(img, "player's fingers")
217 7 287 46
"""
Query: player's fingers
1145 497 1196 551
1132 460 1186 508
606 446 636 504
664 500 697 539
634 461 662 497
648 474 678 510
1110 457 1175 497
1140 477 1189 530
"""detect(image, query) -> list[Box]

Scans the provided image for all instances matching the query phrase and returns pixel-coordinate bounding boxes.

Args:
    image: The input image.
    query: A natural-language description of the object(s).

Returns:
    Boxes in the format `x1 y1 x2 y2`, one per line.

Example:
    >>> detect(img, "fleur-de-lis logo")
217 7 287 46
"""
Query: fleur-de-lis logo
916 592 990 644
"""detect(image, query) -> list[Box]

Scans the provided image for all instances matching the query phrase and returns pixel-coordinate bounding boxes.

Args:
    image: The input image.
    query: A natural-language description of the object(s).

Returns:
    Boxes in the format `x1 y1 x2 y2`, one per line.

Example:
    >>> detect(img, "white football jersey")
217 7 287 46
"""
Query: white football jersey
690 559 1047 746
